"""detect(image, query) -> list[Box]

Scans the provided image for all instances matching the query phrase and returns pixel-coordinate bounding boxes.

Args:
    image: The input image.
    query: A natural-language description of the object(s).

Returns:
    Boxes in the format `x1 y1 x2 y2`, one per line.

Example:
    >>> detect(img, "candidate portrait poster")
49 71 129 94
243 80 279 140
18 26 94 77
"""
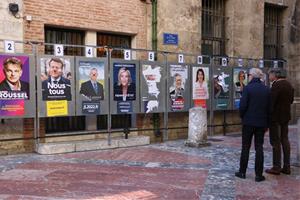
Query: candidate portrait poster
113 63 136 102
78 60 105 101
192 67 209 108
233 68 248 108
40 57 72 101
169 64 188 111
0 55 30 116
213 69 230 109
141 64 162 113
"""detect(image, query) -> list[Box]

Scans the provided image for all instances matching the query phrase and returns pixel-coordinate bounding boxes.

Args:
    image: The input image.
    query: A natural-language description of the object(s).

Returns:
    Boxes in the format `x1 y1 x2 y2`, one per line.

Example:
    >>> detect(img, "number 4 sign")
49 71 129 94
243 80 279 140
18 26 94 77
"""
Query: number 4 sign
85 47 94 57
4 40 15 53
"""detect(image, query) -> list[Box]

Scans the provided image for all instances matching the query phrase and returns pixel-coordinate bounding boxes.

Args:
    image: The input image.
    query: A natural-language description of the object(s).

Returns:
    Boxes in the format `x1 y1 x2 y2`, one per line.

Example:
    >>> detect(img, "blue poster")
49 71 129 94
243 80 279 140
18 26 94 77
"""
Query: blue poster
117 101 132 113
113 63 136 101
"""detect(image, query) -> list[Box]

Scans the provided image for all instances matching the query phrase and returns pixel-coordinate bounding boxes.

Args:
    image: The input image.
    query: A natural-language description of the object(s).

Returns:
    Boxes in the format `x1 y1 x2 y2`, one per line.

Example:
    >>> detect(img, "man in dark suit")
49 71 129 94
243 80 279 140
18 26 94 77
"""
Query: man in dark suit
42 58 71 101
266 68 294 175
0 57 29 99
235 68 270 182
80 67 104 100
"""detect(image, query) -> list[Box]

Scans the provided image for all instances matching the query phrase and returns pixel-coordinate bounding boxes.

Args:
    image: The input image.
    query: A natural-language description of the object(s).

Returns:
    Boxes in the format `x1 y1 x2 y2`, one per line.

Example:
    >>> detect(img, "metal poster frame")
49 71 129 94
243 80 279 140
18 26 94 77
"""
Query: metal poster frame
37 55 76 118
75 56 109 116
0 53 35 119
139 60 166 113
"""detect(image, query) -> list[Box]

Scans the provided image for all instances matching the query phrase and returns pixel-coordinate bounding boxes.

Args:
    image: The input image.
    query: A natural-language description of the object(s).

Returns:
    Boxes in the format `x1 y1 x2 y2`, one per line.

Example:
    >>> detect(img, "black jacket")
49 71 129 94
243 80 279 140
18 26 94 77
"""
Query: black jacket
239 78 271 128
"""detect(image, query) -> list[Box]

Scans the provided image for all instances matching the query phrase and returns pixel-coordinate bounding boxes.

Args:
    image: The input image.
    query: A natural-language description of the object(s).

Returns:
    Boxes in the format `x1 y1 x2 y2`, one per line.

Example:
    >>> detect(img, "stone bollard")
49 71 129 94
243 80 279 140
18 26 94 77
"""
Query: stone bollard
185 107 210 147
297 118 300 166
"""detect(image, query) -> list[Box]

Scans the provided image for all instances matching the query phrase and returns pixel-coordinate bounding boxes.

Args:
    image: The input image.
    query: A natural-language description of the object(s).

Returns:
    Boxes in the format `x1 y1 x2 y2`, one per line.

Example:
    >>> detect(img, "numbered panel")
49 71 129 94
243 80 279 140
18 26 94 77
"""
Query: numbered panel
110 59 140 114
37 55 75 117
212 66 232 110
191 65 210 110
75 57 109 115
140 61 166 113
168 63 191 112
0 54 35 118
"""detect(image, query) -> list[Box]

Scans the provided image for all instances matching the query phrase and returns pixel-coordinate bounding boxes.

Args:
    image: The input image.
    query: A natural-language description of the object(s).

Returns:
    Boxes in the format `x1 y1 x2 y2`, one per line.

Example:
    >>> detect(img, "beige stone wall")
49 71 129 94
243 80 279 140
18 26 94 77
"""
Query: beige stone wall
0 0 23 52
157 0 201 62
226 0 264 58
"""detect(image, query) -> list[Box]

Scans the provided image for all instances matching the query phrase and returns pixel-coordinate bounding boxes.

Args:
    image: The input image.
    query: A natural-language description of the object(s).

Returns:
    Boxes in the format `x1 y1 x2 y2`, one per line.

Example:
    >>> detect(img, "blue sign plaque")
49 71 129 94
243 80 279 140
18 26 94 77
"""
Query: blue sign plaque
163 33 178 45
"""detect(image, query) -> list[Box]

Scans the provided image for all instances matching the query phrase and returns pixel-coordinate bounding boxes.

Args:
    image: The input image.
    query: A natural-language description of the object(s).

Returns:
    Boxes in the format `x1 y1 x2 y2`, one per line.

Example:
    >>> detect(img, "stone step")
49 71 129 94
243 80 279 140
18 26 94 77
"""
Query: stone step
44 131 139 143
36 135 150 155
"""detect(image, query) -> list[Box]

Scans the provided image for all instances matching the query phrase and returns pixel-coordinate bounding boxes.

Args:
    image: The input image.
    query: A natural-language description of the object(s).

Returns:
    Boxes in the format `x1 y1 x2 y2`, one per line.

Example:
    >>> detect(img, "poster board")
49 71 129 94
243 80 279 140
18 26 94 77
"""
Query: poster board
191 65 210 110
37 56 75 117
75 57 109 115
110 59 140 114
140 61 166 113
167 63 190 112
0 54 35 118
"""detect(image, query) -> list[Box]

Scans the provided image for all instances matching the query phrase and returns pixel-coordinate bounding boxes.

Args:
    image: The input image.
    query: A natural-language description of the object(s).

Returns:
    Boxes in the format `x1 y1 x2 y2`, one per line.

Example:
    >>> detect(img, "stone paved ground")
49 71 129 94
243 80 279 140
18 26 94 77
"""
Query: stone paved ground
0 126 299 200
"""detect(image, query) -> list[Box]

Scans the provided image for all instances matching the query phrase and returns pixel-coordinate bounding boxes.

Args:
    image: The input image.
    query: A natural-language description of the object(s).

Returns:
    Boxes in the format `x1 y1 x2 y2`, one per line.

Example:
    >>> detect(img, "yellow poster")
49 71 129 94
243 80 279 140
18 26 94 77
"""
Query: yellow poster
46 100 68 117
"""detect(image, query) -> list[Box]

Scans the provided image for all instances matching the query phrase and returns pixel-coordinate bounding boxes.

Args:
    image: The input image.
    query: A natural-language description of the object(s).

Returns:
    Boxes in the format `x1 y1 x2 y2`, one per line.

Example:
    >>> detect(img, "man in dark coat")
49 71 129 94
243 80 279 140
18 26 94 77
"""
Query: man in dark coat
80 68 104 100
42 58 71 101
235 68 271 182
265 68 294 175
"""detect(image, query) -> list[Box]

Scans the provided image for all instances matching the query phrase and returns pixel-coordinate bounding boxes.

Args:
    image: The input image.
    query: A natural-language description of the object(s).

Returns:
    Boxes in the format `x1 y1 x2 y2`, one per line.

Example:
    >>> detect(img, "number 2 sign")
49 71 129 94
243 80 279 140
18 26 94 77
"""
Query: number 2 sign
4 40 15 53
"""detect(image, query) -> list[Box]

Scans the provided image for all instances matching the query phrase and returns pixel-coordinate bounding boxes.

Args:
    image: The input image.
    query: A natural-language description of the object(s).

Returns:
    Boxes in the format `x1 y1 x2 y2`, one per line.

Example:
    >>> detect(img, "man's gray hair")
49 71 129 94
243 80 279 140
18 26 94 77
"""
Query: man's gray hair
268 67 286 78
249 68 263 79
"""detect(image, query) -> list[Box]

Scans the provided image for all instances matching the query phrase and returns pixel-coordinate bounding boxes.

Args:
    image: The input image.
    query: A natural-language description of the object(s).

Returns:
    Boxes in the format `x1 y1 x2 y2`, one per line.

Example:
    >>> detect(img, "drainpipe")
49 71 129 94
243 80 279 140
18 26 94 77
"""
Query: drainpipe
152 0 157 52
151 0 161 138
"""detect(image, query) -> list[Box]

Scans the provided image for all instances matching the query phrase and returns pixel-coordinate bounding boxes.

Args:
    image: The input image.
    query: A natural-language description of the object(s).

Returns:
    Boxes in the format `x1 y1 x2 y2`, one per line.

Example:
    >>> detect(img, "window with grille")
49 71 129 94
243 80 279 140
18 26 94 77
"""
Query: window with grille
44 27 85 133
97 33 131 58
97 33 132 130
45 27 84 56
264 4 285 60
201 0 226 57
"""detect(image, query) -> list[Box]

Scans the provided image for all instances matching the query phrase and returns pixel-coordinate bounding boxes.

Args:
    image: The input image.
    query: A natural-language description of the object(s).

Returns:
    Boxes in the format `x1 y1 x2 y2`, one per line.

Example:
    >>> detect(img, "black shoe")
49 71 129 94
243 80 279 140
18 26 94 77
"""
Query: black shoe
255 175 265 182
235 171 246 179
281 167 291 175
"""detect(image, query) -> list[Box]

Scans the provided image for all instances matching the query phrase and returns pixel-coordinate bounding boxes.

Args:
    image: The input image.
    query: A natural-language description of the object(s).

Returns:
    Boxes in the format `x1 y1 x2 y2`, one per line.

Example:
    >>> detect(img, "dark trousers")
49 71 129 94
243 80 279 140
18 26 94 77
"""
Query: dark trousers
269 121 290 168
239 125 265 176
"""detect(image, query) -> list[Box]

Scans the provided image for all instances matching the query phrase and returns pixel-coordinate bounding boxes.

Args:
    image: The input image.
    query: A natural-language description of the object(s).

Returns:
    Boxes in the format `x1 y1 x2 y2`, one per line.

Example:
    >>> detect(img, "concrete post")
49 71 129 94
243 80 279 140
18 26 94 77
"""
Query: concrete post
185 107 210 147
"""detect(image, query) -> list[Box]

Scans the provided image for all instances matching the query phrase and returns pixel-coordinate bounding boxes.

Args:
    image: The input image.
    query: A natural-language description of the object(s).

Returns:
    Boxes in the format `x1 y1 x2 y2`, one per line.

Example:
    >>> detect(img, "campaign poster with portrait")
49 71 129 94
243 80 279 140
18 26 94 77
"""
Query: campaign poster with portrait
113 63 136 102
0 55 30 116
192 66 209 108
40 57 72 101
213 68 231 109
233 68 248 108
78 60 105 114
141 63 164 113
169 64 188 111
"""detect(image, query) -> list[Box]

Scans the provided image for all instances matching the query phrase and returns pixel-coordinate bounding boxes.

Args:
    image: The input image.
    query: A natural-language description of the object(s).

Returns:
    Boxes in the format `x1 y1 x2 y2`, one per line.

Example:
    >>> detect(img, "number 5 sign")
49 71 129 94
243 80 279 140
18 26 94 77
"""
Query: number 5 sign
4 40 15 53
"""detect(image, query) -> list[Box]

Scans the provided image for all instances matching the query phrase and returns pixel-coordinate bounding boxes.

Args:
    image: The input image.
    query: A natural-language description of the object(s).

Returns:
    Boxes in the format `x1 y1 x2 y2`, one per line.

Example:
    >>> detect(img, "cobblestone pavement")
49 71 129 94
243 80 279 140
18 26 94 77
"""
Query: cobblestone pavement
0 126 299 200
